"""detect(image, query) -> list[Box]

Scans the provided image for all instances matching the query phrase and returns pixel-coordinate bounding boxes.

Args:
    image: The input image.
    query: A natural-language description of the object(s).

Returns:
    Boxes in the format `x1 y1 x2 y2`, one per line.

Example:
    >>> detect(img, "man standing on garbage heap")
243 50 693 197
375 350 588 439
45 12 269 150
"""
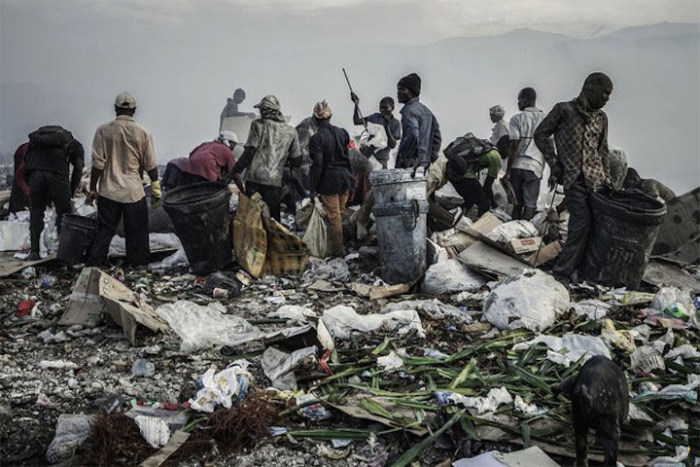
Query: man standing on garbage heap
229 94 301 222
395 73 441 169
180 131 238 185
534 72 613 284
86 92 161 267
503 87 545 221
24 126 84 260
220 88 256 131
451 144 502 219
350 93 402 169
309 100 355 257
489 104 510 159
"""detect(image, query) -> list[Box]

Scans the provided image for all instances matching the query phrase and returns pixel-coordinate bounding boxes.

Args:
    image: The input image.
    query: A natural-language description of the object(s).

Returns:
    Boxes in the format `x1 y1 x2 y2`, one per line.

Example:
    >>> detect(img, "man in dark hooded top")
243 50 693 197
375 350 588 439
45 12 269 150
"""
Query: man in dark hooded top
395 73 441 169
534 72 613 283
24 125 84 260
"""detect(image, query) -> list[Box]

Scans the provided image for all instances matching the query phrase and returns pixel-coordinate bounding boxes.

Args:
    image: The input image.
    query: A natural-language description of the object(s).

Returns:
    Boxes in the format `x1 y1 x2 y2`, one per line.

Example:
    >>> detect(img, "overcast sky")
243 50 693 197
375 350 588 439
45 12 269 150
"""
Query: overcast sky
1 0 699 191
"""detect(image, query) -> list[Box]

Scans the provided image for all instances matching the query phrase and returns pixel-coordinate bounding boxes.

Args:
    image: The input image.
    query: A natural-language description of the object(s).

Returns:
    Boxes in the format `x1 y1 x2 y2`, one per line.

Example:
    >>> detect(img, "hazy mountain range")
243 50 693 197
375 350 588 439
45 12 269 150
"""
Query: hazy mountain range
1 20 698 192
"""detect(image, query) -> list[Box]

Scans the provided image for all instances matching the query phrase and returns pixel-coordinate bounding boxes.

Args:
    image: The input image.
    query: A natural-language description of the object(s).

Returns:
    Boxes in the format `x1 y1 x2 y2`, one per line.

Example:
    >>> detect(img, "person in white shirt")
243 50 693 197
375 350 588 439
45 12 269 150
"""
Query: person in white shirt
504 87 545 220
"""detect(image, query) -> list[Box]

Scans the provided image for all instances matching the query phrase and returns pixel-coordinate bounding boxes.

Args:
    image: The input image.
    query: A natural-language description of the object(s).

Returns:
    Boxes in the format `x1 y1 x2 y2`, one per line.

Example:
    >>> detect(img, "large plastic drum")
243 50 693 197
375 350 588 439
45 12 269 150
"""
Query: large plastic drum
57 214 98 263
582 190 666 288
163 182 233 274
373 200 429 284
369 169 427 206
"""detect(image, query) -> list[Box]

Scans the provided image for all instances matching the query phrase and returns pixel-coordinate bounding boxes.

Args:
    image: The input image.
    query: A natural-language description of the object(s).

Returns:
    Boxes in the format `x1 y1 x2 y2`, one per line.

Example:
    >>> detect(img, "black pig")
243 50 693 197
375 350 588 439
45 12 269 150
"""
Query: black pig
558 355 629 466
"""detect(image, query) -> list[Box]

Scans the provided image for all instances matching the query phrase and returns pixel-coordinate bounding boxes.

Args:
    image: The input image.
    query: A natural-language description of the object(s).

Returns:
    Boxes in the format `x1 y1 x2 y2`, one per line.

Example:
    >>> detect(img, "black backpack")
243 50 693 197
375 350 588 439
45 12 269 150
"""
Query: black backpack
444 132 495 182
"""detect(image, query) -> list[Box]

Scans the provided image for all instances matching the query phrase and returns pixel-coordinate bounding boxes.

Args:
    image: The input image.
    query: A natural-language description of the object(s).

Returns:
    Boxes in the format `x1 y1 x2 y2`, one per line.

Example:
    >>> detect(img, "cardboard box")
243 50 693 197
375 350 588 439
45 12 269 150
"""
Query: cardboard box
510 237 542 255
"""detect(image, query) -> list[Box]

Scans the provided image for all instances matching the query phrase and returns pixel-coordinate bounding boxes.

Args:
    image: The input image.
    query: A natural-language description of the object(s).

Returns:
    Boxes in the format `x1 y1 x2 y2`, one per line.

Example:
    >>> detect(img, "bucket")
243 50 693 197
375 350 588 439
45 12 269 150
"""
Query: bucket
582 190 666 288
57 214 98 263
373 200 429 284
369 169 427 206
163 182 232 274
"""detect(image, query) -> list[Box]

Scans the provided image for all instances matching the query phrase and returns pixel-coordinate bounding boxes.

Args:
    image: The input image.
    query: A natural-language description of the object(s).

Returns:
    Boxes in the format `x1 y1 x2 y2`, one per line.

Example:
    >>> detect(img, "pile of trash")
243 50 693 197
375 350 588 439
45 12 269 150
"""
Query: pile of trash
0 240 698 466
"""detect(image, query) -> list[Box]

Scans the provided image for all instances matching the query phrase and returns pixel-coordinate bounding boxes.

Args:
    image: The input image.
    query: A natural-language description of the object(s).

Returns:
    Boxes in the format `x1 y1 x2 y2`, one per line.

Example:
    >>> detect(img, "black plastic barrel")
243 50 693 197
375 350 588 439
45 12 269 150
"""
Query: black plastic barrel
57 214 98 263
582 190 666 288
163 182 232 274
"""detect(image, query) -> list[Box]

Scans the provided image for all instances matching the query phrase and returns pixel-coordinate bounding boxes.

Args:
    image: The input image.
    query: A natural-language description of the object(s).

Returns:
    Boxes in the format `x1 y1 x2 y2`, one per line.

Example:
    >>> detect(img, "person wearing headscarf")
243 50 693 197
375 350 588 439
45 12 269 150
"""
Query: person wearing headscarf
489 104 510 159
309 100 355 257
395 73 441 169
229 95 301 221
534 72 613 284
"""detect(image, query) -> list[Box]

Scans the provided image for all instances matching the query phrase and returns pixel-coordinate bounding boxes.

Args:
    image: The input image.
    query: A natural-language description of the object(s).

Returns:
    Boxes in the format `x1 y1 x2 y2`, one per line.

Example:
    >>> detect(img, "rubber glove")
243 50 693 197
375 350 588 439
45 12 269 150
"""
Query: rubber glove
150 180 162 209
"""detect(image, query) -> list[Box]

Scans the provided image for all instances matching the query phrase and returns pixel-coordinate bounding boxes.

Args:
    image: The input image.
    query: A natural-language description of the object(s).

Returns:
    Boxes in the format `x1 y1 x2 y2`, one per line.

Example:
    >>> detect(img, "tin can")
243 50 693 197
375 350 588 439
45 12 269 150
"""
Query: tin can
213 287 229 298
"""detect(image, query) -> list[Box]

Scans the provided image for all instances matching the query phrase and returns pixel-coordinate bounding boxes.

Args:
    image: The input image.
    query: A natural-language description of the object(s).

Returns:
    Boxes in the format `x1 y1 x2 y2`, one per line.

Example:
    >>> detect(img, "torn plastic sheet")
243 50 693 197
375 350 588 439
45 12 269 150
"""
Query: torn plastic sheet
156 301 265 352
376 350 405 371
513 395 547 416
320 305 425 340
46 414 95 464
438 387 513 414
381 299 475 324
512 333 611 367
267 305 317 325
190 361 253 413
572 299 612 320
453 446 560 467
261 346 318 390
483 270 570 332
149 249 189 271
666 344 700 360
630 346 666 373
600 319 637 352
632 384 698 404
110 233 182 258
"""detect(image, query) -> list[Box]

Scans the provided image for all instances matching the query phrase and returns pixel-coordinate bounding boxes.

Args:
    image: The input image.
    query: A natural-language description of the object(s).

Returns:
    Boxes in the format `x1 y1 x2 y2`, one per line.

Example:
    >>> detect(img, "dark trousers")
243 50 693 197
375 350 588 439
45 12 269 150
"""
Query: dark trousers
9 181 31 213
87 196 149 266
246 181 281 222
29 171 71 252
452 178 489 217
553 176 592 280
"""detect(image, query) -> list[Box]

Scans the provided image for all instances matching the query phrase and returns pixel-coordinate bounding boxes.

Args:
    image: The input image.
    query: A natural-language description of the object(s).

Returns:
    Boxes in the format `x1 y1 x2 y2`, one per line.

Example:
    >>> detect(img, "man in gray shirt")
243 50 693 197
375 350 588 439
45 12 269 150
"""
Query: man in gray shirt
230 95 301 221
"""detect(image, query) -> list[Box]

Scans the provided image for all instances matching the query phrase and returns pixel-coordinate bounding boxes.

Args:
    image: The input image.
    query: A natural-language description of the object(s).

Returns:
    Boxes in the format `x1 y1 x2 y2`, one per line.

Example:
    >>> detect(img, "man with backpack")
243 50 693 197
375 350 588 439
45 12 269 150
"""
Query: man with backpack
444 134 502 218
396 73 441 169
504 87 545 221
24 125 84 260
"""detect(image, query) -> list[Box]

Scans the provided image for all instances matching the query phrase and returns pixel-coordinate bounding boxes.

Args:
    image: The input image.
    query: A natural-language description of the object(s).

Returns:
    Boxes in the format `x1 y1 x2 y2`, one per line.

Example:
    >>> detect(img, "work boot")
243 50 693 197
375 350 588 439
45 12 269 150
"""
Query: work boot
28 229 42 261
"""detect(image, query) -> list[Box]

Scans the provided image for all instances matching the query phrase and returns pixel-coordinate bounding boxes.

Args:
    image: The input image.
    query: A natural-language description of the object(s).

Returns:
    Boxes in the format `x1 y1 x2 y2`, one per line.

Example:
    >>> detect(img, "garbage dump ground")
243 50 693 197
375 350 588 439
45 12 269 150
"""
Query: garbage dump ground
1 248 698 466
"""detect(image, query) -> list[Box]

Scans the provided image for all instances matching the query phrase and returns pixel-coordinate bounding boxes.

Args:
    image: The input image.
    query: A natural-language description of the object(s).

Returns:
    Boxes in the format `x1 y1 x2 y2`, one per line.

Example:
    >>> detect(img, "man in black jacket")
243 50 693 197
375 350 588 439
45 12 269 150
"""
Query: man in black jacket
25 125 84 260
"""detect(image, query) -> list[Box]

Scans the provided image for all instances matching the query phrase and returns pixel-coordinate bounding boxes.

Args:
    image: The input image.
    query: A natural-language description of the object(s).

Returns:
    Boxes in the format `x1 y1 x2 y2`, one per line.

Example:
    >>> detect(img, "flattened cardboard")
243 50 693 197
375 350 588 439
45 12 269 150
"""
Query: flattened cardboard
59 267 169 344
528 241 562 266
465 212 503 237
458 241 529 278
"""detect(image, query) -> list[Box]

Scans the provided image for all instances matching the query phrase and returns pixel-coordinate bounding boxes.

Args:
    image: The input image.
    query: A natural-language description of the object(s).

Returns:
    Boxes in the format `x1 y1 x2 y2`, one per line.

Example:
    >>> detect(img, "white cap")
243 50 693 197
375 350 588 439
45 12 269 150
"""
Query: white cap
219 130 239 145
115 92 137 109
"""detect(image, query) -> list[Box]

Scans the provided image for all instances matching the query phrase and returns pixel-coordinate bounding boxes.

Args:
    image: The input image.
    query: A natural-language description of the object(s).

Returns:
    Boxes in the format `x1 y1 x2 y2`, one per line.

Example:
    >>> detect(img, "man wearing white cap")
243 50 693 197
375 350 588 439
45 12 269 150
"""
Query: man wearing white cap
181 131 238 185
86 91 160 266
229 94 301 221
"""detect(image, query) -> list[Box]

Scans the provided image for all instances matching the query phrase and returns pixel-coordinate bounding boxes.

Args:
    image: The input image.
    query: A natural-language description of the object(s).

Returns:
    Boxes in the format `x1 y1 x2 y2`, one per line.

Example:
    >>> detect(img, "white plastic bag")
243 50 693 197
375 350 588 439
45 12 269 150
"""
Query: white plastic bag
483 270 570 331
421 259 487 294
302 198 328 258
156 301 265 352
